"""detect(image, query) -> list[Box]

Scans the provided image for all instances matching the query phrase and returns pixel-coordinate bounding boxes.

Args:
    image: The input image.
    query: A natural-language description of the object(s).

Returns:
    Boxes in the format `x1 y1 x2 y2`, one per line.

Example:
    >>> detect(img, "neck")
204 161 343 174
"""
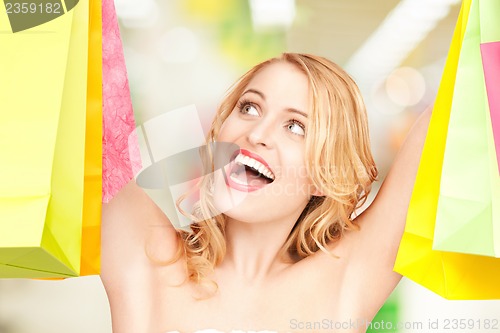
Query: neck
219 214 299 283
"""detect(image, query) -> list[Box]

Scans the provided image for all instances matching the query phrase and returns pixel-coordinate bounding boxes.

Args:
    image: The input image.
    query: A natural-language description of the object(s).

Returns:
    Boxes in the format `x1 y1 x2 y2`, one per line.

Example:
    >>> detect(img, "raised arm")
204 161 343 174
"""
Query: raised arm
100 180 180 332
340 106 432 317
366 107 432 245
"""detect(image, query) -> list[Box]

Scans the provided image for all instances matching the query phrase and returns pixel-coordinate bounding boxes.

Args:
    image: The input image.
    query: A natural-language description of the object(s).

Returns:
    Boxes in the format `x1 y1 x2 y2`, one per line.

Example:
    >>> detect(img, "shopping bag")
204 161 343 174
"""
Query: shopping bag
0 0 90 278
42 0 102 279
394 0 500 300
80 0 103 276
102 0 141 204
81 0 142 274
432 0 500 257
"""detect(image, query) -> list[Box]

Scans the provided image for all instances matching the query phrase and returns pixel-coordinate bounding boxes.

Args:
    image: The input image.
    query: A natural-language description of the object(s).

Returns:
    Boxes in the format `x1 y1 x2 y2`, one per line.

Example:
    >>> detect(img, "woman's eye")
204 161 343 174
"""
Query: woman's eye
239 102 259 116
287 120 305 136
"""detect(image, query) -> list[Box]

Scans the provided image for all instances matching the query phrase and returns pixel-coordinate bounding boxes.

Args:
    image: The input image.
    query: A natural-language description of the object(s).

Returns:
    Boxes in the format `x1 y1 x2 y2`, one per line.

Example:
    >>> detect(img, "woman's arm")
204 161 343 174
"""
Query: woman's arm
341 107 432 316
366 107 432 248
100 180 180 332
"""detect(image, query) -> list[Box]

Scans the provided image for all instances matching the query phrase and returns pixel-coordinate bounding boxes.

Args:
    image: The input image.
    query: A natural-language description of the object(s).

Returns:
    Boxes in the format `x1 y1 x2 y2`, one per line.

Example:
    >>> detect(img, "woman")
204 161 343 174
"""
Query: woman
101 53 431 333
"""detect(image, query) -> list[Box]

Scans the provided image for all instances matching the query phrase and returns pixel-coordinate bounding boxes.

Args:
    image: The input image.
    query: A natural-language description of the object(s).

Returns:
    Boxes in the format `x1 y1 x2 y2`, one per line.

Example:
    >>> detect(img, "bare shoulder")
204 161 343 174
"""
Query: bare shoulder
100 180 183 332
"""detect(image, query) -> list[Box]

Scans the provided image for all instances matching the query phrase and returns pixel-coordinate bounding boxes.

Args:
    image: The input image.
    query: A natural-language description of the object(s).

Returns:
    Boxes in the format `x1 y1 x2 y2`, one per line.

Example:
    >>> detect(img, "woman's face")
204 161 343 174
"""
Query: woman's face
212 61 318 225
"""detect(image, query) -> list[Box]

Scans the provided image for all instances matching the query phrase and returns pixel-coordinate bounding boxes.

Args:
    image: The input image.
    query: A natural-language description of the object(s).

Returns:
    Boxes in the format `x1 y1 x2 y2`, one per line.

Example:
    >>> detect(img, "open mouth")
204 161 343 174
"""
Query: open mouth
224 150 275 192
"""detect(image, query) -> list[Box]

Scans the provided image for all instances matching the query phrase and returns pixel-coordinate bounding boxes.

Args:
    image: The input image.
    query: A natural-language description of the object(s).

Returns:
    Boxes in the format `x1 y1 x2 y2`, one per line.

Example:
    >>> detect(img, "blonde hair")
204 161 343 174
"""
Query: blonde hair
176 53 377 292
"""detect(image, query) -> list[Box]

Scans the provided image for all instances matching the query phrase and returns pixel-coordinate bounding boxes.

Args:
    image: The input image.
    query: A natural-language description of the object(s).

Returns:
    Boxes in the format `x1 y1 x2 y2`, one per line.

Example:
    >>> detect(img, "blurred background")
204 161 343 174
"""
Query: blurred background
1 0 500 332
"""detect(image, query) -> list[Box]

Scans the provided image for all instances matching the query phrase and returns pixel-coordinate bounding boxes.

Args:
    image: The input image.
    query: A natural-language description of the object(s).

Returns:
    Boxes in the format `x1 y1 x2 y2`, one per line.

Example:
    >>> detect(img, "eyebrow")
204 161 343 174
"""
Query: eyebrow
241 89 308 118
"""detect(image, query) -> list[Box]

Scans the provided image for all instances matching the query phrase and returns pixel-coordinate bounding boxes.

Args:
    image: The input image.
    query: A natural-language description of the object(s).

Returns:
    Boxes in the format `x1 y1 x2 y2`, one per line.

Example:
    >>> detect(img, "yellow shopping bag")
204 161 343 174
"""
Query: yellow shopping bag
0 0 91 278
394 0 500 300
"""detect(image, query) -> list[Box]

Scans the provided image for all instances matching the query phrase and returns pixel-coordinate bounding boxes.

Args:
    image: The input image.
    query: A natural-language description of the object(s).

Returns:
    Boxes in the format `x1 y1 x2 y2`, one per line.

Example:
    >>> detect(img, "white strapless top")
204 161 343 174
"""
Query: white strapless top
167 330 279 333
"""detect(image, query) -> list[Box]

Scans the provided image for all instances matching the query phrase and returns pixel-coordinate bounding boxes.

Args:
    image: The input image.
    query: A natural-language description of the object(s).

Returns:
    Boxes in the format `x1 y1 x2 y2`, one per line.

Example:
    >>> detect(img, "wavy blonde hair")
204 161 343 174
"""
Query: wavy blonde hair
176 53 377 292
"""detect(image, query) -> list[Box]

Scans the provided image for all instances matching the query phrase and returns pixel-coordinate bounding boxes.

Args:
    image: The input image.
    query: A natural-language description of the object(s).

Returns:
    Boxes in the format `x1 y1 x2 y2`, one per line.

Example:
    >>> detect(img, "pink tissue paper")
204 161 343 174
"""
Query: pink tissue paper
481 41 500 174
102 0 141 203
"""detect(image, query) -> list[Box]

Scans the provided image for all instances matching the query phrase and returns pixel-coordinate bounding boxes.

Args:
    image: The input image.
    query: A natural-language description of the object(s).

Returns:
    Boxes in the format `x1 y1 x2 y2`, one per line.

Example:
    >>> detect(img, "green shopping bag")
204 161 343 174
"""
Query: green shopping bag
395 0 500 300
0 0 90 278
433 0 500 257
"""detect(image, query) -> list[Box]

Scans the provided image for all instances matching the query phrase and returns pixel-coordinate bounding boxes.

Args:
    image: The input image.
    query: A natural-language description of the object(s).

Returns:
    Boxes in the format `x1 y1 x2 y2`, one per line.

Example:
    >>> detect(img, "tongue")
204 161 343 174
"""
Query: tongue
243 169 269 187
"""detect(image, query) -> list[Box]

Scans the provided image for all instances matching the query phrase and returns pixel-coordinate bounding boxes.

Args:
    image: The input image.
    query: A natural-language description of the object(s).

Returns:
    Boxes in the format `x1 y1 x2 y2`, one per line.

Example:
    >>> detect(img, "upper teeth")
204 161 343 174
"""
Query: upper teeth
234 153 275 180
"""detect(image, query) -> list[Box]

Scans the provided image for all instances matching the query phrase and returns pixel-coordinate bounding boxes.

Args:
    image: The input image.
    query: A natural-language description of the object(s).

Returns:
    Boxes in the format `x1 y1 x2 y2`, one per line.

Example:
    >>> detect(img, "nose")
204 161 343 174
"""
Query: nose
247 118 275 149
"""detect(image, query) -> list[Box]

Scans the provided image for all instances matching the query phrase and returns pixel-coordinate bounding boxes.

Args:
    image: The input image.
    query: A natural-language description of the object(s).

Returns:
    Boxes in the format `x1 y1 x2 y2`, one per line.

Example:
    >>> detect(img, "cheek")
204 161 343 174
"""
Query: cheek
278 162 314 200
279 150 308 180
217 112 240 142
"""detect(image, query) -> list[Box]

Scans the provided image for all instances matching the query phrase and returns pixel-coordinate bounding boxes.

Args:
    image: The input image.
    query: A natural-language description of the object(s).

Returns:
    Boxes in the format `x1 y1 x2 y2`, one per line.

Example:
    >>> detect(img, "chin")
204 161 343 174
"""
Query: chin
211 168 248 216
212 183 268 224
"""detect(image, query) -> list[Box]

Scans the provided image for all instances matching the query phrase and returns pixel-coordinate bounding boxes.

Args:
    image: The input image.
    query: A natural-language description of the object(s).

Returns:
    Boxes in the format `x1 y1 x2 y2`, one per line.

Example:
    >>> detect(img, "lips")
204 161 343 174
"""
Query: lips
224 149 275 192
